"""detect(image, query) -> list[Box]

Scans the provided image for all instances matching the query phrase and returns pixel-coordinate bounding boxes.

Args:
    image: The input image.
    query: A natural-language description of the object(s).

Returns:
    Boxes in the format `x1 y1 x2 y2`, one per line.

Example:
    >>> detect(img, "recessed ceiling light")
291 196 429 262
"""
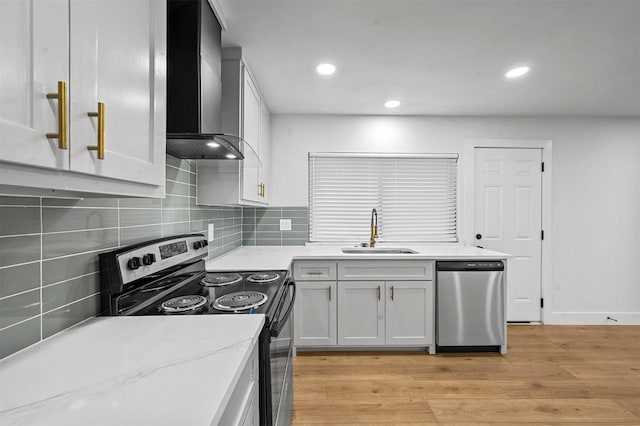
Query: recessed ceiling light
384 100 401 108
316 63 336 75
505 66 530 78
225 154 237 159
207 142 220 148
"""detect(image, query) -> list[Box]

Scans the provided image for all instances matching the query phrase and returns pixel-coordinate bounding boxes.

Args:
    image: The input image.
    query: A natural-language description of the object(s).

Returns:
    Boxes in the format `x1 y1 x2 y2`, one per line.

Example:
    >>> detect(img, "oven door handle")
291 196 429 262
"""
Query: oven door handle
270 280 296 337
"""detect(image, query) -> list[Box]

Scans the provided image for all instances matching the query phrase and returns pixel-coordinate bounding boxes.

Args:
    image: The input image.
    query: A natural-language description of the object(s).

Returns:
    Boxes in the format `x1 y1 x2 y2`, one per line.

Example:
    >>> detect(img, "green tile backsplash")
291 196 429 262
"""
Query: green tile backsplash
243 207 309 246
0 155 242 359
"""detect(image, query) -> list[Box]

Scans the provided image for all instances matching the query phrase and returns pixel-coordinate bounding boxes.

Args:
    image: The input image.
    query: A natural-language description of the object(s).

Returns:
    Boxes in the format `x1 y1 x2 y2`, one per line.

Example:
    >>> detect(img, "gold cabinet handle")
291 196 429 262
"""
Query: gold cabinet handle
307 271 323 275
329 286 332 301
258 182 265 197
391 286 394 301
87 102 105 159
46 81 68 149
377 285 381 301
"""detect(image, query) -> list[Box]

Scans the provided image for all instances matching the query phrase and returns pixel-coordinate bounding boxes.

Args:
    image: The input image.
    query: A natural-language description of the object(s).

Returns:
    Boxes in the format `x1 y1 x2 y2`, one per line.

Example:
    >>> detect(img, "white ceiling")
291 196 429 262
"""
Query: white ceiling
218 0 640 117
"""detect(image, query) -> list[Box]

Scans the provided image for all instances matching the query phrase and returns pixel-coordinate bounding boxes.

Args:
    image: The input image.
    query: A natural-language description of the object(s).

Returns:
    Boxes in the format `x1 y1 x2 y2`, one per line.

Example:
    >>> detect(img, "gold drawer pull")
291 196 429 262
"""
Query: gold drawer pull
307 271 323 275
377 285 381 301
391 286 395 301
46 81 68 149
87 102 105 159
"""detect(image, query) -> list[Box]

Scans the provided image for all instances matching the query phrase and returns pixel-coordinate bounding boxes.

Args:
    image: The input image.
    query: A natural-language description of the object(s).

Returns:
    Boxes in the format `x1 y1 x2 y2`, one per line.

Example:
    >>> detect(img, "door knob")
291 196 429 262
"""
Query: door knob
475 233 482 240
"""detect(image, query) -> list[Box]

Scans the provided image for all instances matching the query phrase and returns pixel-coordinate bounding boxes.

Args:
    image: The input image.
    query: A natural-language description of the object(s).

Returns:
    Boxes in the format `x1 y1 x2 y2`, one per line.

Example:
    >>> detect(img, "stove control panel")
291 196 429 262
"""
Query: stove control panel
117 235 208 284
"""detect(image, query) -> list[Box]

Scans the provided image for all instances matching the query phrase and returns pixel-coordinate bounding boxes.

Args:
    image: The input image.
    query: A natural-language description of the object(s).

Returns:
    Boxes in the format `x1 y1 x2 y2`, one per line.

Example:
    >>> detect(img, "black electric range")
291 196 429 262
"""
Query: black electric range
98 234 295 426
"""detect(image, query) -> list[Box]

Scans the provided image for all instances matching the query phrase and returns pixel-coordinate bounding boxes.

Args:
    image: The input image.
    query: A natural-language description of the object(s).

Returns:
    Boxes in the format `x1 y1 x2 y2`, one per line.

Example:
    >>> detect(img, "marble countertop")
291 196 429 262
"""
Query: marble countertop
0 315 265 426
206 244 510 271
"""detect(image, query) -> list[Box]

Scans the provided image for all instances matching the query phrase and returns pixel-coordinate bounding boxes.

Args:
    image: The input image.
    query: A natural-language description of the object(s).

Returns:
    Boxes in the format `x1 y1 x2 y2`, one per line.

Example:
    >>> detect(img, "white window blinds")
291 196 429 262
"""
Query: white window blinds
308 153 458 243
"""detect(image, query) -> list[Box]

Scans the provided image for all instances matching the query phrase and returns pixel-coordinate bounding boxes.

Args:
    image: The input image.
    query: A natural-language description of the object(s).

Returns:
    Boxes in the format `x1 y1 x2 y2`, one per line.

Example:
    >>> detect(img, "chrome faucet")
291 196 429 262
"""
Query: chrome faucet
370 208 378 248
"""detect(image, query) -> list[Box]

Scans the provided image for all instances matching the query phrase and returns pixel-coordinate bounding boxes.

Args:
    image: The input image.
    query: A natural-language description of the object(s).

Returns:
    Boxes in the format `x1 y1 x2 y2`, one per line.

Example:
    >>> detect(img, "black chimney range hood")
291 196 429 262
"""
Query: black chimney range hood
166 0 245 160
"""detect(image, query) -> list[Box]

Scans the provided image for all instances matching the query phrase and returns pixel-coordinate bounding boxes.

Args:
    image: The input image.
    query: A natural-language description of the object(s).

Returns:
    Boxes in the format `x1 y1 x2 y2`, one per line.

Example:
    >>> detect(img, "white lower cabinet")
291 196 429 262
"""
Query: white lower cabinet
218 340 259 425
294 281 337 346
293 260 435 352
337 281 385 345
385 281 433 346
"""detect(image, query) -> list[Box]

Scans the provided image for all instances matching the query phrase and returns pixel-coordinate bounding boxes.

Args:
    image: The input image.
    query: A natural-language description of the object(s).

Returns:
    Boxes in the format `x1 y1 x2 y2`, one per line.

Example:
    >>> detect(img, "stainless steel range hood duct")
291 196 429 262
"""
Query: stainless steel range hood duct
166 0 246 160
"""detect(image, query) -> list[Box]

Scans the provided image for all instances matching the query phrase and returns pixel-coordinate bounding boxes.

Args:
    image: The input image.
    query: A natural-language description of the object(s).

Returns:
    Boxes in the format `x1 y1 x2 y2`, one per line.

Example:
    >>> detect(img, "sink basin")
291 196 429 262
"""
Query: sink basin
341 247 418 254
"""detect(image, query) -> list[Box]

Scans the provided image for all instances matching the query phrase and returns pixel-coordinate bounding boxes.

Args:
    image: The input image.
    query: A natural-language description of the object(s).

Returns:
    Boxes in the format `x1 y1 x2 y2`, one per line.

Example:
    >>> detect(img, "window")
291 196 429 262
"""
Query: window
308 153 458 243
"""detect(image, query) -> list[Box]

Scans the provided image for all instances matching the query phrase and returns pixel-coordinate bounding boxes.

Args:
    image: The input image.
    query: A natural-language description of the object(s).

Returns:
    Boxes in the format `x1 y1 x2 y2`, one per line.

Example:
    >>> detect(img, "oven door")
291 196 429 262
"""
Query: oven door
267 279 295 426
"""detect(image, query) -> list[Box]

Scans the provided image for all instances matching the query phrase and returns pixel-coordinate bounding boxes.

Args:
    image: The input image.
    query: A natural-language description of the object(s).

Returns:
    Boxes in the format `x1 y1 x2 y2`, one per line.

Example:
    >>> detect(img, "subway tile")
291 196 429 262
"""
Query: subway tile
281 239 307 246
42 273 99 313
255 239 282 246
165 165 191 184
162 209 189 224
42 294 100 339
291 224 309 232
256 223 281 232
188 184 197 198
43 198 117 208
162 194 189 209
242 207 256 218
0 262 40 298
166 180 190 197
119 198 162 208
281 231 309 240
0 235 40 267
119 208 161 228
282 208 309 217
255 208 282 219
189 172 196 186
42 229 118 259
120 225 162 246
0 206 40 236
0 196 39 207
256 231 282 239
166 155 190 171
42 252 100 286
0 289 40 329
162 222 191 236
43 207 118 233
256 216 280 226
0 317 40 359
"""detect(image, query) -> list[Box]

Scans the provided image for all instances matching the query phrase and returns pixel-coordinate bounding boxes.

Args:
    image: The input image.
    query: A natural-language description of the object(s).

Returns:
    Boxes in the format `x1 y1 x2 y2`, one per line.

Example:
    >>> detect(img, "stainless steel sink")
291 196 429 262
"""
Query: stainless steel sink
341 247 418 254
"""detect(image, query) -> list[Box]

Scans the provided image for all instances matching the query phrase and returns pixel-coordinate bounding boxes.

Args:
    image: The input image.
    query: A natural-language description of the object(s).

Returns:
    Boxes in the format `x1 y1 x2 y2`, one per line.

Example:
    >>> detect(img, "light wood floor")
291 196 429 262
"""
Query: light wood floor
292 325 640 425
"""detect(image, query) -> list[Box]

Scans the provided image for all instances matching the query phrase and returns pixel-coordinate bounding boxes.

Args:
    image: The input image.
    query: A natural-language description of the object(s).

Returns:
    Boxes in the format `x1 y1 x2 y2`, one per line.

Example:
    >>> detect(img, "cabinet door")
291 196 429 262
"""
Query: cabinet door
0 0 69 170
241 68 261 202
337 281 385 345
294 281 337 346
385 281 433 345
69 0 165 185
259 101 271 202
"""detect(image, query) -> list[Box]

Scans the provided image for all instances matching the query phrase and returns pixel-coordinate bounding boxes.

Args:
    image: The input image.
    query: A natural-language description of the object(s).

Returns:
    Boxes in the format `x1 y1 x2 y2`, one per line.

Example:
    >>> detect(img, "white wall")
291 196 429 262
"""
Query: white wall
271 114 640 324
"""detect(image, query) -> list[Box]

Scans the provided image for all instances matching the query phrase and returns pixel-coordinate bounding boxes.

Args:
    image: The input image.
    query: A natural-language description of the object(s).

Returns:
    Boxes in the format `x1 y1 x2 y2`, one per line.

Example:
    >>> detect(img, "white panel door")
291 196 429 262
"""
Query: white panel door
474 148 542 322
0 0 69 170
385 281 433 345
69 0 165 185
337 281 385 345
293 281 337 346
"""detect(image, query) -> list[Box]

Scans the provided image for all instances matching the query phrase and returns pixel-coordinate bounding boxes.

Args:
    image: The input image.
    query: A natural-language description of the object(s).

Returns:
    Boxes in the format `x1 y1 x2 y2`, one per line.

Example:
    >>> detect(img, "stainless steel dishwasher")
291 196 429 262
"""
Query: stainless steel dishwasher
436 261 505 351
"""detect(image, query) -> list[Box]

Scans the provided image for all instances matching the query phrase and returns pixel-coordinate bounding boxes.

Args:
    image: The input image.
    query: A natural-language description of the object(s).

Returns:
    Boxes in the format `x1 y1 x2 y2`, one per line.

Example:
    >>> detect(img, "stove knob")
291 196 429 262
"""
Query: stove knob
127 257 141 270
193 241 203 249
142 253 156 266
201 239 209 247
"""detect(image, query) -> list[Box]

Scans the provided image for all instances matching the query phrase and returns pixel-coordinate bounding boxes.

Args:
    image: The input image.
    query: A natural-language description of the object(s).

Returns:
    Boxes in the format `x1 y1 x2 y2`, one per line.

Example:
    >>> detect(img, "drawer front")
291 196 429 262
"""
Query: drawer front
293 261 337 281
338 260 434 281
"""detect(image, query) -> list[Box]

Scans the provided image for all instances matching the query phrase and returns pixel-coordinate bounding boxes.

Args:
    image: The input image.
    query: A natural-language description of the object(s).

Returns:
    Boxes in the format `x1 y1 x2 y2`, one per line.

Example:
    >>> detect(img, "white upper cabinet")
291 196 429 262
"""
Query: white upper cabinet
197 47 270 206
0 0 166 198
0 0 69 170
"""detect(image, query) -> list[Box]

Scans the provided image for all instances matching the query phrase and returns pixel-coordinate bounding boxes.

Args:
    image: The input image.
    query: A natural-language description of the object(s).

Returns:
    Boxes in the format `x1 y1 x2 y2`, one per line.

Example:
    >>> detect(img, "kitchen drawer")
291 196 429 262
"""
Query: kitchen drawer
338 260 434 281
293 261 337 281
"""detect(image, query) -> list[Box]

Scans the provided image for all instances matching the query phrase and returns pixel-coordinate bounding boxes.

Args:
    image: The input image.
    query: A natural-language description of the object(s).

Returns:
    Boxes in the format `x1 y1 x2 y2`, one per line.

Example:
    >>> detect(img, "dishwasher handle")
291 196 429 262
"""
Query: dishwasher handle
436 261 504 271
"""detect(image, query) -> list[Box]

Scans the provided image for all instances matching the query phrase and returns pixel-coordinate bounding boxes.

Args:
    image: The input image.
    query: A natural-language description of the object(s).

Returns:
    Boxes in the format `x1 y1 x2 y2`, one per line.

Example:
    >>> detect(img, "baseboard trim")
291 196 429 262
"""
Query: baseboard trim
545 311 640 325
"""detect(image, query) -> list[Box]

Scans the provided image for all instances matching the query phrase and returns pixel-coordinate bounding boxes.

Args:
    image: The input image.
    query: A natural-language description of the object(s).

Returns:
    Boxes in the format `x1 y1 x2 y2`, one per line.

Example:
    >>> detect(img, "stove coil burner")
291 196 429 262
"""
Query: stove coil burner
247 272 280 283
159 295 208 313
201 273 242 287
212 291 267 312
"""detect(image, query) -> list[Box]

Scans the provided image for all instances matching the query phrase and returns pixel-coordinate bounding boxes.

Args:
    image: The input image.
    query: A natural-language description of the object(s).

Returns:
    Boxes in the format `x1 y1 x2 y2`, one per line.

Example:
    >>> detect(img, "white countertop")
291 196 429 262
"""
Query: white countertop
0 315 264 426
206 244 510 271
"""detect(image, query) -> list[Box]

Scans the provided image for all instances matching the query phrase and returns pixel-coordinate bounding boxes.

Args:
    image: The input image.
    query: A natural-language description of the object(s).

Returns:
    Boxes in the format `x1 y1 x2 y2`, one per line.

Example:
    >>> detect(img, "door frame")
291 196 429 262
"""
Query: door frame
462 139 552 324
